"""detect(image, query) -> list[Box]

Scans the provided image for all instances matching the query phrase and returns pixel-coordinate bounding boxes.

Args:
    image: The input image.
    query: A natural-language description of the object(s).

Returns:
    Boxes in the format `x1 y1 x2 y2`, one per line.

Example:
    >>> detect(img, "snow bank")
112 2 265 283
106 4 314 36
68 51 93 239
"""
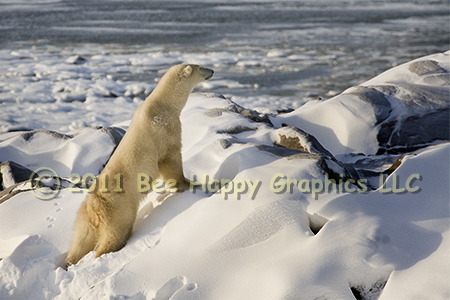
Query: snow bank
274 51 449 156
0 52 449 300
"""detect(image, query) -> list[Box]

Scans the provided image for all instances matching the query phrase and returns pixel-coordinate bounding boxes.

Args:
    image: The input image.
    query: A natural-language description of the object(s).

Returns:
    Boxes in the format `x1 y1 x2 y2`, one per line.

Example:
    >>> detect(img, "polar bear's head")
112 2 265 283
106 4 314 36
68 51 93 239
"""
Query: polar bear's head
147 64 213 112
158 64 213 95
178 64 214 84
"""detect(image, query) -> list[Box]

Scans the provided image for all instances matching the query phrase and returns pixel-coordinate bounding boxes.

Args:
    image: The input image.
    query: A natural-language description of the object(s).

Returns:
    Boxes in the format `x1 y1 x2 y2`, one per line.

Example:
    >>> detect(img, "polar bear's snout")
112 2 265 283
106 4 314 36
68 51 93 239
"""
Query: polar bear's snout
199 67 214 80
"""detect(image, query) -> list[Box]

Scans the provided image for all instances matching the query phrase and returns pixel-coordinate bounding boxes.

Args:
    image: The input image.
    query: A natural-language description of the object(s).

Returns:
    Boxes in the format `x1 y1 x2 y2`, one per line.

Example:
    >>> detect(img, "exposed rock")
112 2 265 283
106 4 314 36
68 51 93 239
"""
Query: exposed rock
383 155 406 176
206 98 274 126
213 102 363 186
275 132 308 153
21 130 72 142
350 278 388 300
408 60 447 77
422 73 450 86
4 127 33 133
346 86 392 124
255 144 316 158
358 72 449 154
0 182 31 204
92 126 126 147
270 126 361 185
275 108 295 114
18 126 124 148
0 175 76 205
218 125 256 135
307 213 329 235
273 126 336 159
393 83 449 111
352 155 402 171
219 138 235 150
273 54 449 156
66 55 86 65
377 109 449 154
0 161 38 190
0 126 124 183
408 59 450 87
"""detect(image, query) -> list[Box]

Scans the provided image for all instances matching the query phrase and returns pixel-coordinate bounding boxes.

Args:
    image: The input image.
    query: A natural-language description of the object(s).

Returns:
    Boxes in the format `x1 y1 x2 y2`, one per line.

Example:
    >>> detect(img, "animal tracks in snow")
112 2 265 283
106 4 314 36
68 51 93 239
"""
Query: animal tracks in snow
152 276 198 300
45 202 61 229
153 276 186 300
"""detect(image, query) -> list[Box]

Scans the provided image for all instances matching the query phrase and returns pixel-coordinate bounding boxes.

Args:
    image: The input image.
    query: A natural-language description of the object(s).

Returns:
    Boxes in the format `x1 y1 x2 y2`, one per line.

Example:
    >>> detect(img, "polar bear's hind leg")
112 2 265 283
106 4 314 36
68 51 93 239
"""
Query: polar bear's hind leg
66 201 98 265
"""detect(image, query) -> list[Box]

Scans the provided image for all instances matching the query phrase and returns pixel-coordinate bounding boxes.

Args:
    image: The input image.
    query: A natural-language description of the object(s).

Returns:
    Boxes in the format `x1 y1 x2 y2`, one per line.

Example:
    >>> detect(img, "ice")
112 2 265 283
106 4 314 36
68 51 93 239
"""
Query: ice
198 79 252 90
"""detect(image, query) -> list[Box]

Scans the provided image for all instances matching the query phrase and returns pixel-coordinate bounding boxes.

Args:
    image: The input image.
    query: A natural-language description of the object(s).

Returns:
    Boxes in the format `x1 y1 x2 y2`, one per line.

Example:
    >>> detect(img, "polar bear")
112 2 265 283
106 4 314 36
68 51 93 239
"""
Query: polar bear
66 64 214 266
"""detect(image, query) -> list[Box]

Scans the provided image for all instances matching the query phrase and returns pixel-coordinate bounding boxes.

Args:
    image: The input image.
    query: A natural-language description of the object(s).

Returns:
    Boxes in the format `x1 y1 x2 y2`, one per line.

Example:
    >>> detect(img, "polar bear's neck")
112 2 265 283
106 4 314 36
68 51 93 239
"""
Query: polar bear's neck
144 77 193 115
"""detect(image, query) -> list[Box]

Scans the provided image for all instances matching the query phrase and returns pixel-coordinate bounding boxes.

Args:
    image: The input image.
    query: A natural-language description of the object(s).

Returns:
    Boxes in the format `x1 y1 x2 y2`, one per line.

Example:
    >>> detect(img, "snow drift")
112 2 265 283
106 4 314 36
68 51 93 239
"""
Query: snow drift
0 52 449 300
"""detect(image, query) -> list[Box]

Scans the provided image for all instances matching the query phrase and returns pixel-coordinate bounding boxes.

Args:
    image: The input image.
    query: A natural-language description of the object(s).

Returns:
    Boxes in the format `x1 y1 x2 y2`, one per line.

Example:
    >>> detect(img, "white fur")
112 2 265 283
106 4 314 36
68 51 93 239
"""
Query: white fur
66 64 213 265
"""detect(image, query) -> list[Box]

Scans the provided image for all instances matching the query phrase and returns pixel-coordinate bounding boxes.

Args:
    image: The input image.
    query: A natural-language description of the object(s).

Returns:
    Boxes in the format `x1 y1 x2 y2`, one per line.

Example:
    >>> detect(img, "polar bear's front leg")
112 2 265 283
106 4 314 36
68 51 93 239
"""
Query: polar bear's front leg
94 224 133 259
94 203 135 259
158 153 190 193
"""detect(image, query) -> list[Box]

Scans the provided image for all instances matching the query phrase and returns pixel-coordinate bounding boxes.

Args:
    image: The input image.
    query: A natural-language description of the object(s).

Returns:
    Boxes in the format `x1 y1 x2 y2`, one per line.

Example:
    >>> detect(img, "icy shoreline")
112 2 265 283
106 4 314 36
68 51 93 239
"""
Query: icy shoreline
0 52 449 299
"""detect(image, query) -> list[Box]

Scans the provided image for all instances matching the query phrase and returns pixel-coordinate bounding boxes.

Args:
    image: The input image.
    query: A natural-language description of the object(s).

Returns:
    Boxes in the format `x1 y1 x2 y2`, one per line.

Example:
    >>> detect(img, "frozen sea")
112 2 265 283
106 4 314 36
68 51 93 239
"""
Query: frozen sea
0 0 449 133
0 1 449 299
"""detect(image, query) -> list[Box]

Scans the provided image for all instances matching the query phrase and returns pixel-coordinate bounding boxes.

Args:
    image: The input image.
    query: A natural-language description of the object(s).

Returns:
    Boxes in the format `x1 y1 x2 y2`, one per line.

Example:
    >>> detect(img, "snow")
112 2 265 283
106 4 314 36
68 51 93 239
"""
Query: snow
0 49 449 299
272 94 381 155
0 128 117 177
273 51 450 156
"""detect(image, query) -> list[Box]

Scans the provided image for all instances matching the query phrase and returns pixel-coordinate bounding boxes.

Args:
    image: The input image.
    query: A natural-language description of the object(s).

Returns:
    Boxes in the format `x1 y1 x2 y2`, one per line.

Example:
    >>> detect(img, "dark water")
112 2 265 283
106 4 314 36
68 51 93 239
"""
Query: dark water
1 1 448 48
0 0 449 105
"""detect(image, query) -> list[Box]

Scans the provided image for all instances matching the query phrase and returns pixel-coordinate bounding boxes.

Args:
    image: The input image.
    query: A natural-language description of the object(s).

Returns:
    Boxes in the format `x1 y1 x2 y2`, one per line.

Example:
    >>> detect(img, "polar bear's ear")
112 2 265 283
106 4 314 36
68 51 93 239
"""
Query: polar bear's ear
182 65 192 77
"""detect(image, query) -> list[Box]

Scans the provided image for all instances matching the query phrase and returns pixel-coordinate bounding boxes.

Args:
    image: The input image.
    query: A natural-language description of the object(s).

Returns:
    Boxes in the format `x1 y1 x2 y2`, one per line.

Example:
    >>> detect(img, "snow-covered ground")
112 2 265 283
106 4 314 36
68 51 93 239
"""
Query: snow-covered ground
0 50 449 299
0 1 449 299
